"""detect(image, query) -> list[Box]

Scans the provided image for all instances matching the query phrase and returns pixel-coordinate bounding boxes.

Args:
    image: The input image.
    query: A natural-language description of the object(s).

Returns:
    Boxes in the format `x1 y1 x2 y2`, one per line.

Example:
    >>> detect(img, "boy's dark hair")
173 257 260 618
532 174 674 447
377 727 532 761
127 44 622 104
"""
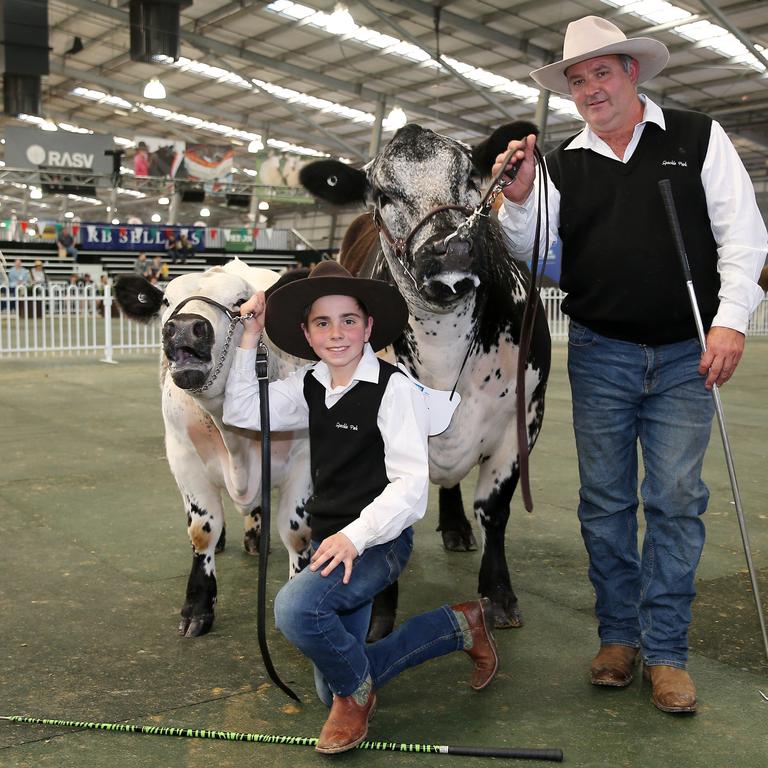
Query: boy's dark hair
301 296 369 327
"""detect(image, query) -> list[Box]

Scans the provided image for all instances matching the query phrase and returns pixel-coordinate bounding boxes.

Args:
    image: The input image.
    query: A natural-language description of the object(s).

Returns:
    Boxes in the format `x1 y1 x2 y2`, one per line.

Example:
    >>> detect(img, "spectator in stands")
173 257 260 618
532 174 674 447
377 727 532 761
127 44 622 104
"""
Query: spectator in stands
148 254 169 282
177 233 195 262
69 272 84 288
165 234 181 264
4 258 29 310
30 260 47 288
57 227 78 261
8 259 30 291
133 252 151 277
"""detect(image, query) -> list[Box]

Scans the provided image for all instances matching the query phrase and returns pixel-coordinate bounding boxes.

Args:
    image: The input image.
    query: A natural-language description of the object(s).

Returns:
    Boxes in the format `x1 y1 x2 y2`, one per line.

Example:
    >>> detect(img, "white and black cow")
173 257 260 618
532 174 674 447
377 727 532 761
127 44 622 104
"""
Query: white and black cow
116 260 312 637
300 122 551 628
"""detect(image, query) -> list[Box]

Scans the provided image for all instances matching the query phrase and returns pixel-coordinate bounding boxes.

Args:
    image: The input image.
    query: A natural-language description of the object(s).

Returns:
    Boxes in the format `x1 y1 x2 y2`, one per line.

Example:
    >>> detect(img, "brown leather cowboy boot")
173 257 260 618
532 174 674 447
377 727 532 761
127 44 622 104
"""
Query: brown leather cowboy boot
643 665 697 713
590 644 639 687
315 690 377 754
451 598 499 690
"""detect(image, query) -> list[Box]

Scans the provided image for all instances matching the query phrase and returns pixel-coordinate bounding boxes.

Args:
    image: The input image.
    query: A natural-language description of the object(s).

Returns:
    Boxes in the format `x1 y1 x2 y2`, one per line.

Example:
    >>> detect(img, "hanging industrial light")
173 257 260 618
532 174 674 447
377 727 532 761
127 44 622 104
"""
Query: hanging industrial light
384 106 407 131
143 78 166 99
247 138 264 153
327 3 356 36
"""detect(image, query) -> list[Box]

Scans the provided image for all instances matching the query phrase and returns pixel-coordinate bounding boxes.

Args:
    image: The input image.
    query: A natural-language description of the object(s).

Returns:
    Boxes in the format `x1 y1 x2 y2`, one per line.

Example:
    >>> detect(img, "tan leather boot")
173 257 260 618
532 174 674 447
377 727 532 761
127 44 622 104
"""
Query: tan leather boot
643 665 697 713
451 598 499 691
590 644 639 687
315 690 377 754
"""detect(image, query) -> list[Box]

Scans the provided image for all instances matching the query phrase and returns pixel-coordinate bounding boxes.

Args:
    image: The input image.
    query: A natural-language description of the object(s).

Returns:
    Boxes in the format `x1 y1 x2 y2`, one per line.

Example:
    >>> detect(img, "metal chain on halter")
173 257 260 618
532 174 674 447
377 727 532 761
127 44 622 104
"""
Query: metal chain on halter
188 310 254 394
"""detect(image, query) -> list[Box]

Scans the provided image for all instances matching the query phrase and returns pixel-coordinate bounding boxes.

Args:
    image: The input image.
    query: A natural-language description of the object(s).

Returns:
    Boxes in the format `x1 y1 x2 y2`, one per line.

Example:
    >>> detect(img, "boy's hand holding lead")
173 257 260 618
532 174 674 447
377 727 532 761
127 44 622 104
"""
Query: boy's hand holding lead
310 532 358 584
492 133 537 205
239 291 266 348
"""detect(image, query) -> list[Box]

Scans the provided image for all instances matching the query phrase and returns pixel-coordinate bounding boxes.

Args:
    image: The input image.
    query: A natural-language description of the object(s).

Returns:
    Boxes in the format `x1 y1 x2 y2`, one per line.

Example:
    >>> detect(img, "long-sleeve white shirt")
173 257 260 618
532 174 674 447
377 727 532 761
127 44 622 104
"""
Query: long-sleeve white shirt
223 343 430 556
498 95 767 334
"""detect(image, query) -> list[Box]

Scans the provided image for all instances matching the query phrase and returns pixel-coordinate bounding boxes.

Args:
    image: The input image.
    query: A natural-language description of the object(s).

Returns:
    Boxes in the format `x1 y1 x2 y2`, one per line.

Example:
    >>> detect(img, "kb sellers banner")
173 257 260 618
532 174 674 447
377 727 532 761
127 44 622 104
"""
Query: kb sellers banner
4 125 114 174
80 224 205 252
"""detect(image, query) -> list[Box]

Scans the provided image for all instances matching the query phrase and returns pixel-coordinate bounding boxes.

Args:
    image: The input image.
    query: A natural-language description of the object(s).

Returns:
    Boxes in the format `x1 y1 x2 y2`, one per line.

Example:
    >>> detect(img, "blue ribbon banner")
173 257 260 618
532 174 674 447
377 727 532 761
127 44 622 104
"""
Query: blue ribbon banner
80 224 205 252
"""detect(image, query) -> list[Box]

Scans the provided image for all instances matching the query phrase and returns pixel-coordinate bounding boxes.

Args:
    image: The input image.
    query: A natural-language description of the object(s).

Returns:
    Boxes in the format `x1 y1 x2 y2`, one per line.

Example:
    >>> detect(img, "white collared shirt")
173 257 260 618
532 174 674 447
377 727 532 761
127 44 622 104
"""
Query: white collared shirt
223 343 430 555
498 95 767 333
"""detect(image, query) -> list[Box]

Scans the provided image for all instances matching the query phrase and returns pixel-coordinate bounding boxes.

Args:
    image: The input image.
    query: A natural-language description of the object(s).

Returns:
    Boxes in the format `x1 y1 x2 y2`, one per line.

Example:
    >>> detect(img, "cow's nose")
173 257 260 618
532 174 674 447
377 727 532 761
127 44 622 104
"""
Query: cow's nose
163 313 214 349
191 319 208 338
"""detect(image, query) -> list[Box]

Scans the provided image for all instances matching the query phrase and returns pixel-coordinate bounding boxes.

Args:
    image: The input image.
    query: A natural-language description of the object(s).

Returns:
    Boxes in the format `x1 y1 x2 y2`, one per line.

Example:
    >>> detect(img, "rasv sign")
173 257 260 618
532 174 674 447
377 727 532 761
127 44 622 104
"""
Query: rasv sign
4 125 114 174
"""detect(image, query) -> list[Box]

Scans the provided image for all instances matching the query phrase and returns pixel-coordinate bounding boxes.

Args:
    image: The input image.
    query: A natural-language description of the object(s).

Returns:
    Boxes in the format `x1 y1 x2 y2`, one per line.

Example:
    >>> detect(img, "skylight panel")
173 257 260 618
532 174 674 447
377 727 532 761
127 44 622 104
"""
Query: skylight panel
601 0 766 72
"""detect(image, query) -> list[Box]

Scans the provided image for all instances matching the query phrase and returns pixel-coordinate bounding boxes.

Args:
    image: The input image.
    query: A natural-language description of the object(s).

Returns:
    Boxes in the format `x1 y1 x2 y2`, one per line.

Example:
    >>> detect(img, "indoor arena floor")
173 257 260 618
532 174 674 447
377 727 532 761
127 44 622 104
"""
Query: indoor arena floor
2 341 767 768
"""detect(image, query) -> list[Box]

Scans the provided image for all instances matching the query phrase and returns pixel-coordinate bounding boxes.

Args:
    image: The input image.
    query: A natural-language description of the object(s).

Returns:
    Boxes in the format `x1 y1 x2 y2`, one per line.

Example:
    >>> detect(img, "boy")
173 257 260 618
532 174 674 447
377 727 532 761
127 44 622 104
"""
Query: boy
223 260 498 755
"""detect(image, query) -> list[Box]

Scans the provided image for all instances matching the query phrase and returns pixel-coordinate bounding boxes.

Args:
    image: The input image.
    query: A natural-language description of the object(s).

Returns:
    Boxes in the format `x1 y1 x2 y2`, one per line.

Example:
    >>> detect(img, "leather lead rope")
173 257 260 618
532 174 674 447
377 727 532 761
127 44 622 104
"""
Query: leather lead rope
513 146 548 513
256 339 300 701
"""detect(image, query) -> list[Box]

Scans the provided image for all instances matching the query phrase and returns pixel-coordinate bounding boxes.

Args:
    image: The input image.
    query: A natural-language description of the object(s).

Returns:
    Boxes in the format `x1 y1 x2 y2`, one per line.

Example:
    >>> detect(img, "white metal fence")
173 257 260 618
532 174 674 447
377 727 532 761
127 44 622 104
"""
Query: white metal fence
1 285 766 359
0 285 160 360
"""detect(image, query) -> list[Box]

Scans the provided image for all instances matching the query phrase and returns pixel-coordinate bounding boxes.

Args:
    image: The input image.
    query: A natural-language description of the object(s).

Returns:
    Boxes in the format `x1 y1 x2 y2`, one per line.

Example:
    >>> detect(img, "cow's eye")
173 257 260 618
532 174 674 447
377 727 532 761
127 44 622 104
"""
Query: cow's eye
161 297 170 307
376 192 391 208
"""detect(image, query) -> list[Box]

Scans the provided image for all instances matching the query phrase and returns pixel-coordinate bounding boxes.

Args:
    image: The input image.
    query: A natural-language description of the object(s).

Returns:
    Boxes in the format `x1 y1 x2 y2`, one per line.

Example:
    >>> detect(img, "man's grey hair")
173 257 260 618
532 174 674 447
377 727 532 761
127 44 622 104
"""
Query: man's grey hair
619 54 635 74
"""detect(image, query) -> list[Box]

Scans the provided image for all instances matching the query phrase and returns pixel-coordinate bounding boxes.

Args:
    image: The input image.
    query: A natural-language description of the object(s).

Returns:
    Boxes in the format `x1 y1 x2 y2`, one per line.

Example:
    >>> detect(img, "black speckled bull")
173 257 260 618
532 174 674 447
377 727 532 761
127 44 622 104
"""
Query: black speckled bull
301 122 551 628
116 261 312 637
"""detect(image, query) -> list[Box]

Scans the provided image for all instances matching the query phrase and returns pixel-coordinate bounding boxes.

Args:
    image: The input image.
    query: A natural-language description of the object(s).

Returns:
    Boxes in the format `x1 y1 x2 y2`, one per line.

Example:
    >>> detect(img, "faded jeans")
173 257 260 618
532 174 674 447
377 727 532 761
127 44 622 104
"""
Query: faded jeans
568 321 715 668
274 528 465 699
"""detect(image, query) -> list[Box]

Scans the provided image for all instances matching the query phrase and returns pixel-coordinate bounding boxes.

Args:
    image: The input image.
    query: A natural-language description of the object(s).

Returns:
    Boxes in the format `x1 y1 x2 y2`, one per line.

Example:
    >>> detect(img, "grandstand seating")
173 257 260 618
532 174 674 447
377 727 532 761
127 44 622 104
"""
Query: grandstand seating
1 241 334 283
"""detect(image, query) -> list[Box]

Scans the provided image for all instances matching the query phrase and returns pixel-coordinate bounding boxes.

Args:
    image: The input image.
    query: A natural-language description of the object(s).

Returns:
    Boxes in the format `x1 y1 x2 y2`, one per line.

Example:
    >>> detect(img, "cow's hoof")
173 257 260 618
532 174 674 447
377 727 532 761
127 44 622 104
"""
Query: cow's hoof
491 601 523 629
441 527 478 552
243 530 261 556
366 614 395 643
178 614 214 638
215 527 226 554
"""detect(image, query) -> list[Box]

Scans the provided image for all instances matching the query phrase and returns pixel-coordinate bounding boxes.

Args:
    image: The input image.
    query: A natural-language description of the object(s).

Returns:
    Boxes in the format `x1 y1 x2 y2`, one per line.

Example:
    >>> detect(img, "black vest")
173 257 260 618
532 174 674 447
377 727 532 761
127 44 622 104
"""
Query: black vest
547 108 720 345
303 359 401 542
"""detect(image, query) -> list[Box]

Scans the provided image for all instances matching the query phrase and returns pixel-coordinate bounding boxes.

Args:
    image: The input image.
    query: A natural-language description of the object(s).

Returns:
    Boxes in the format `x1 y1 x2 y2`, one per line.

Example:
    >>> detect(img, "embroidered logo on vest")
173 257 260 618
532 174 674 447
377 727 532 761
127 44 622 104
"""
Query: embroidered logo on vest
661 160 688 167
335 422 359 431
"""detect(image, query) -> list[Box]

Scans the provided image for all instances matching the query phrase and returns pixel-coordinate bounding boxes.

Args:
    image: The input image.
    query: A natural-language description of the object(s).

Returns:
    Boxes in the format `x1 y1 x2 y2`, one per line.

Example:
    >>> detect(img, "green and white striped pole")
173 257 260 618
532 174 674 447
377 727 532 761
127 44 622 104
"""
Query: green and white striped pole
1 715 563 761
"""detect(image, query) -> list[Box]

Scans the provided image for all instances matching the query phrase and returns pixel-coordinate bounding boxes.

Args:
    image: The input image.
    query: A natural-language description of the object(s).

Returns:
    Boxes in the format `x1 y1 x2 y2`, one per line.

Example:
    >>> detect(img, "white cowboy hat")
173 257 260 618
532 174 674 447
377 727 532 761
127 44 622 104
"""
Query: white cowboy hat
530 16 670 95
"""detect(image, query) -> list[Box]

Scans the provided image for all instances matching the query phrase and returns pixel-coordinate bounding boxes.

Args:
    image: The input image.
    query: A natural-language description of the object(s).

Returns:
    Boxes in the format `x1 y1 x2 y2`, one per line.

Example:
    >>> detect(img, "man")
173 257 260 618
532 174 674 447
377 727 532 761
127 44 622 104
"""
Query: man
494 16 767 714
133 252 150 277
56 227 78 261
7 258 30 291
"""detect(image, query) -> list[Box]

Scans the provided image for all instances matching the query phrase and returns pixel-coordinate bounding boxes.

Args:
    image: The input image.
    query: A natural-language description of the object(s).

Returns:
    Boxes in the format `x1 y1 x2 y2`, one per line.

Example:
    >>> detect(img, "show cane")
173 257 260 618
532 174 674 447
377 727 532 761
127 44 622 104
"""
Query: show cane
658 178 768 666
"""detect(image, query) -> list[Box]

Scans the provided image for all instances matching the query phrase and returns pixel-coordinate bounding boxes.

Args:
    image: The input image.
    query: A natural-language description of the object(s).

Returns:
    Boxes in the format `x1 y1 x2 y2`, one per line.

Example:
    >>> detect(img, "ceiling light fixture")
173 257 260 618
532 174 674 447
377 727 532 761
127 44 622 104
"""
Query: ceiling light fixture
40 119 59 131
200 207 210 217
327 3 356 36
258 201 270 211
111 218 120 225
143 78 166 99
247 138 264 153
29 187 43 199
158 196 170 205
383 106 407 131
64 211 74 219
151 213 161 222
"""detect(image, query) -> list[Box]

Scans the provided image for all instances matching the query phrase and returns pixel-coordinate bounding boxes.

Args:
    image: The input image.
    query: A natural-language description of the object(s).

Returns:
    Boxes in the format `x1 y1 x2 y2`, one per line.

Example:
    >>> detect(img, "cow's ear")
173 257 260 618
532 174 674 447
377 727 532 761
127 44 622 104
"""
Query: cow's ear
299 160 367 205
114 275 165 322
472 120 539 176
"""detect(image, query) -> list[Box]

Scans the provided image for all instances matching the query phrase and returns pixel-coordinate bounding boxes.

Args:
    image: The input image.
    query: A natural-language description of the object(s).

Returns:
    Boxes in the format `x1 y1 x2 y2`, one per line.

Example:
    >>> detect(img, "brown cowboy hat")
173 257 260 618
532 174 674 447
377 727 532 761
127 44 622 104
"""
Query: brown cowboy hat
530 16 669 96
265 260 408 360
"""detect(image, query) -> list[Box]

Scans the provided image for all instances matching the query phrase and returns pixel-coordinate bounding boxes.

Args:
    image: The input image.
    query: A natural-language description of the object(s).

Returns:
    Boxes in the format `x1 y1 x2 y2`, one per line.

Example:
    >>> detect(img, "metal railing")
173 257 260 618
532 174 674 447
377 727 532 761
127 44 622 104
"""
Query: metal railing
1 285 766 359
0 284 160 360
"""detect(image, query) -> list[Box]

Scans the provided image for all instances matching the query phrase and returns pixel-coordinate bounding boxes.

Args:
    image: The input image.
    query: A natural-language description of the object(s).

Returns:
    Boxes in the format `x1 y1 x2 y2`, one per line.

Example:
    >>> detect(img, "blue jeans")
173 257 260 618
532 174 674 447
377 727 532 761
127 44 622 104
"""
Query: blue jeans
568 322 715 668
274 528 465 698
